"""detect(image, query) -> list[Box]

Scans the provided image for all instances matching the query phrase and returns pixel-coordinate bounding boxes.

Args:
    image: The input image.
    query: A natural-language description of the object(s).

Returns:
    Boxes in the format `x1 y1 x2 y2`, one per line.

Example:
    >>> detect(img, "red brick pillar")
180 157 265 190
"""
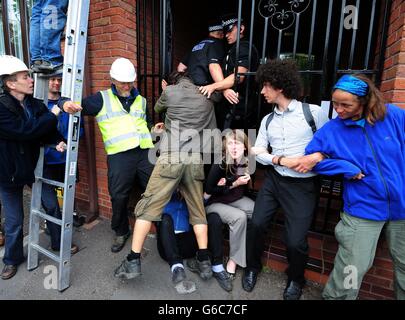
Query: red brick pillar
77 0 137 218
380 0 405 110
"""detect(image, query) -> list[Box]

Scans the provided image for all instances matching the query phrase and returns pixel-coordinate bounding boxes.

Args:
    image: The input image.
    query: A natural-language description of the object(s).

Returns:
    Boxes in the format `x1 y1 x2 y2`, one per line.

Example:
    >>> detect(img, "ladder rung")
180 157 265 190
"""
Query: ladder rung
32 209 62 226
30 243 60 262
36 177 65 188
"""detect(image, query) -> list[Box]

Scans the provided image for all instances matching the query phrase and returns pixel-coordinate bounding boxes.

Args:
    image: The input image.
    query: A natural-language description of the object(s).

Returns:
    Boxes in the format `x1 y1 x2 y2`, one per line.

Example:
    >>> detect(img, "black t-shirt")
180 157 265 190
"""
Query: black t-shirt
221 39 259 121
182 37 225 86
205 162 247 205
223 39 259 91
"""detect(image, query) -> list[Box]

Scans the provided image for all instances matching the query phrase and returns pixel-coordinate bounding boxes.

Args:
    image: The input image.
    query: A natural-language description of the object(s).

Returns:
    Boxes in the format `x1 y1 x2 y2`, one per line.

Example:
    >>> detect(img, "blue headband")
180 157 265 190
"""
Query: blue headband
334 75 369 97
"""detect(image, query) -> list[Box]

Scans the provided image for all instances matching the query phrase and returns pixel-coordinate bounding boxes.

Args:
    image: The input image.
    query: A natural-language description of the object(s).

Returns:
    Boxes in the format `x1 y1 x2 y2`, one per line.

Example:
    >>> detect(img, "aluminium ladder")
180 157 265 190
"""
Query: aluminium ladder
28 0 90 291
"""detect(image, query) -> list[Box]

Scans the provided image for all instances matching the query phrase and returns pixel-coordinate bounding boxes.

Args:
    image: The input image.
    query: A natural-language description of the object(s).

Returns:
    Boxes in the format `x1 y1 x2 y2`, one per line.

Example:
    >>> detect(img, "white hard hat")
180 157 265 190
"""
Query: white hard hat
0 55 29 76
110 58 137 82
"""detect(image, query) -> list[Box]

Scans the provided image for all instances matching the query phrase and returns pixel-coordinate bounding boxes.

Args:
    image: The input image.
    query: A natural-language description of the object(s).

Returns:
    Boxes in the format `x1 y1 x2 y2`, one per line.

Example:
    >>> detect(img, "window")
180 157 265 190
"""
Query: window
0 0 31 63
7 0 24 59
0 4 5 55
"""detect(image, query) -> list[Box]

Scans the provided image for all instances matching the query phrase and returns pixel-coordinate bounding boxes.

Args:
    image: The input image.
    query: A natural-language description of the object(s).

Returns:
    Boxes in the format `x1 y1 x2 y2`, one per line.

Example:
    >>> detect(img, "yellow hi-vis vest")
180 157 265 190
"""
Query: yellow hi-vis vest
96 89 154 155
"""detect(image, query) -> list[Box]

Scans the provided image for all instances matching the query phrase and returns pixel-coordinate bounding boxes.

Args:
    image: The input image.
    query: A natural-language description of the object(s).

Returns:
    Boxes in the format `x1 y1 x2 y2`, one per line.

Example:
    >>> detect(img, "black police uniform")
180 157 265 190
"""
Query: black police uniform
217 39 258 130
181 37 225 86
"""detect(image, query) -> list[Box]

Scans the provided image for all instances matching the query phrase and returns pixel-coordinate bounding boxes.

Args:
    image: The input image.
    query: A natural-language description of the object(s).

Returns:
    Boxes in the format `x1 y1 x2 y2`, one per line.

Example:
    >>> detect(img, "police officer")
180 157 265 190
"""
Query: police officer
63 58 160 253
177 18 225 86
200 14 259 130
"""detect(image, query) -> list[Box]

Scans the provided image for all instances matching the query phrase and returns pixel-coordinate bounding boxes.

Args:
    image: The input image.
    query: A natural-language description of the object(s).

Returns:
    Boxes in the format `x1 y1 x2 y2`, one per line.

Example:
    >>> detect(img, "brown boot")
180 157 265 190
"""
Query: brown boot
1 264 17 280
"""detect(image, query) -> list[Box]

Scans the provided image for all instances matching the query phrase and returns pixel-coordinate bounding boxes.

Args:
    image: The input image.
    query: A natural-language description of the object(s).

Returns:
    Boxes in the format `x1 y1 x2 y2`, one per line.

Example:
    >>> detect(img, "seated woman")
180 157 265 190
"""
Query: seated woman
204 129 254 292
156 191 198 284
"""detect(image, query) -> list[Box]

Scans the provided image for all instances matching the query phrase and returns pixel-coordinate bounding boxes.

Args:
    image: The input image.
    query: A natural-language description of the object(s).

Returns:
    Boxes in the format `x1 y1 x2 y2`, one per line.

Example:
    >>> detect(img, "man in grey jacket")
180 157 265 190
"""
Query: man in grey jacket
114 71 221 283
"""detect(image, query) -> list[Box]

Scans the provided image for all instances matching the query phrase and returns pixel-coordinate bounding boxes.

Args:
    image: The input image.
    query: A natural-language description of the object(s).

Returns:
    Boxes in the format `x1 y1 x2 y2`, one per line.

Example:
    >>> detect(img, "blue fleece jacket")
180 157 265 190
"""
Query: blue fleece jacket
305 104 405 221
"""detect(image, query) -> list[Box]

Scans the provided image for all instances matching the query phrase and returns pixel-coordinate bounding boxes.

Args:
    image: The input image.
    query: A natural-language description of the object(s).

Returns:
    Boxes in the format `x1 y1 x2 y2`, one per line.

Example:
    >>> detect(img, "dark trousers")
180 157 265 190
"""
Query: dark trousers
207 212 224 266
0 184 25 266
107 147 154 236
156 214 198 267
246 168 317 285
41 163 65 250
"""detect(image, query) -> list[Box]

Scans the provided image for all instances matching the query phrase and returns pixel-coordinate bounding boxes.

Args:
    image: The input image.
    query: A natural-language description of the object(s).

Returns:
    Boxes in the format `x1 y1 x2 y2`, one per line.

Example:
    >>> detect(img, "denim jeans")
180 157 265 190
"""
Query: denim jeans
0 184 26 266
29 0 69 65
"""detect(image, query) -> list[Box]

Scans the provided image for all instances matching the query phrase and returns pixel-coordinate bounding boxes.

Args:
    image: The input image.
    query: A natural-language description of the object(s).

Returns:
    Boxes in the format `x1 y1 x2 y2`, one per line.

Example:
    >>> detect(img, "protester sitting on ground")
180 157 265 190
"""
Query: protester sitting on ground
155 190 198 285
203 129 254 292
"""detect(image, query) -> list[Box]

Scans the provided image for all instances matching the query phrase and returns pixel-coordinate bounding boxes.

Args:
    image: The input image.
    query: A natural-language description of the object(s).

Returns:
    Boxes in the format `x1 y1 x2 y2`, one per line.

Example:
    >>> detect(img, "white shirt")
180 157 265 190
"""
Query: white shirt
255 99 328 178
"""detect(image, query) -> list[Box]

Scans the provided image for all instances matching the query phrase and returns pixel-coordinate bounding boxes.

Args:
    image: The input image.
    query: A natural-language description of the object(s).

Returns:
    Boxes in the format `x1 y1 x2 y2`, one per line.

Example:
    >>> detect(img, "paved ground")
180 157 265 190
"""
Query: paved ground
0 216 323 300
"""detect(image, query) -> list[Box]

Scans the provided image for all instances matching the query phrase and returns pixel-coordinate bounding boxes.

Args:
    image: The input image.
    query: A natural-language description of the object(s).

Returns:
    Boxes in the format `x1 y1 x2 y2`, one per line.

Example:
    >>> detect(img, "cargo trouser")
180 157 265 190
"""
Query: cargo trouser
323 212 405 300
135 152 207 226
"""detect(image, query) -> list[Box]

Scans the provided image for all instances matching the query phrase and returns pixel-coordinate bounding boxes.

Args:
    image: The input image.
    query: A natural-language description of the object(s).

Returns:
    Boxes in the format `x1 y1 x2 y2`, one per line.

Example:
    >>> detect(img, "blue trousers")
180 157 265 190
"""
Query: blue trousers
29 0 69 64
0 184 25 266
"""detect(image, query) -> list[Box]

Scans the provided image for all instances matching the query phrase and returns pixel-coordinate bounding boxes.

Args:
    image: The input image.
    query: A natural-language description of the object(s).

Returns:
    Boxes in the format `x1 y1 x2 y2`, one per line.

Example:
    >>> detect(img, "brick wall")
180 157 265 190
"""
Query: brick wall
380 0 405 110
75 0 138 219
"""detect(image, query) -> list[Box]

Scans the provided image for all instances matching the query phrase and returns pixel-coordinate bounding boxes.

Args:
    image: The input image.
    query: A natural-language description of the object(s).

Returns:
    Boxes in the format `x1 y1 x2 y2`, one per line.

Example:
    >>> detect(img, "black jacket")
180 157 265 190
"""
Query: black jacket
0 92 61 186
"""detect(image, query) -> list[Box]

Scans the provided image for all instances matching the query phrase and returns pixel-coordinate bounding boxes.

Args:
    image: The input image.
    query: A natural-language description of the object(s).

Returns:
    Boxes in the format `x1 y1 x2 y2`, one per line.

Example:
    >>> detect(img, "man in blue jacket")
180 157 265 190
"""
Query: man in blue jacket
304 74 405 300
155 191 198 285
41 70 81 255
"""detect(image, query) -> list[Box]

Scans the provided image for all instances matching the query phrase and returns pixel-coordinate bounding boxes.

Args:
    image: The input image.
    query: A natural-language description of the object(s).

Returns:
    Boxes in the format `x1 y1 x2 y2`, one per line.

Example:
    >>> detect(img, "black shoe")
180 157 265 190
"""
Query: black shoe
197 258 212 280
186 258 199 273
73 213 85 227
283 281 303 300
172 267 186 284
242 269 258 292
111 231 131 253
213 270 233 292
114 258 141 279
30 60 43 72
37 60 63 73
186 257 212 280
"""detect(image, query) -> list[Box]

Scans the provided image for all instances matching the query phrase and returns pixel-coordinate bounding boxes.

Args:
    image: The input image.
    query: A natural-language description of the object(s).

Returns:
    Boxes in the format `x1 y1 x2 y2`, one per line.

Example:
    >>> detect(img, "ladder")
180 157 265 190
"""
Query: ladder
28 0 90 291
